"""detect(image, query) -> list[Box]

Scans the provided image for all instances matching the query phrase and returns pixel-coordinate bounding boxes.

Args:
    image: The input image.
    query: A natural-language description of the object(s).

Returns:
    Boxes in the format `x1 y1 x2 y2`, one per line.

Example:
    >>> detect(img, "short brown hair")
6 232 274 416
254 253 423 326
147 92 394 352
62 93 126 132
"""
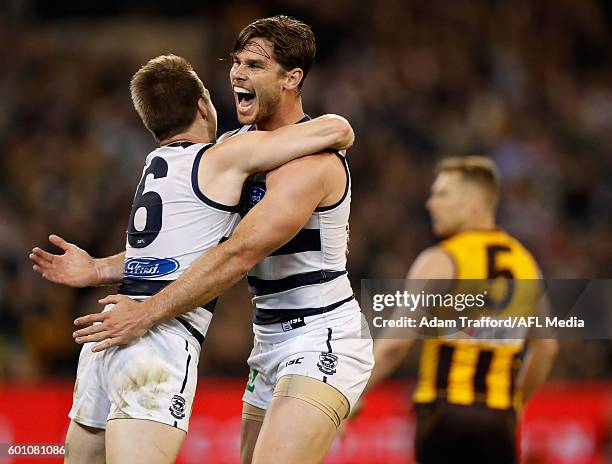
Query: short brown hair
233 15 316 89
435 156 501 208
130 54 205 141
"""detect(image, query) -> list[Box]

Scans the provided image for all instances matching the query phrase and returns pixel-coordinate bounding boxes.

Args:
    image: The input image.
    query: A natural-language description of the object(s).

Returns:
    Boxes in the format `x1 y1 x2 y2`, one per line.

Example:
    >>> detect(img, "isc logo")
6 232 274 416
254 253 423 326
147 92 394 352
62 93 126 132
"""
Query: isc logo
281 317 306 331
285 357 304 367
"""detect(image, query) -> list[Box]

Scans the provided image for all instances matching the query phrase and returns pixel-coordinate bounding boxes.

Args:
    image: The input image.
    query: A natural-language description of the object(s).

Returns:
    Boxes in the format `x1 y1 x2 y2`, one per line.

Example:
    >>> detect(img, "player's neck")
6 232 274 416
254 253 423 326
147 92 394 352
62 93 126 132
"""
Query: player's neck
160 130 213 147
458 216 496 233
256 97 305 131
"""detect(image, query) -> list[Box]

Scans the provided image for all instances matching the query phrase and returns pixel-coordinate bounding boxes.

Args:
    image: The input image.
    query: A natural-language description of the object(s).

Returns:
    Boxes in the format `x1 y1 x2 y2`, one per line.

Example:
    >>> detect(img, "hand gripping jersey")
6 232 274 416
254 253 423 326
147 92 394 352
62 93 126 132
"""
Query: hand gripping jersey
122 141 240 342
229 119 355 326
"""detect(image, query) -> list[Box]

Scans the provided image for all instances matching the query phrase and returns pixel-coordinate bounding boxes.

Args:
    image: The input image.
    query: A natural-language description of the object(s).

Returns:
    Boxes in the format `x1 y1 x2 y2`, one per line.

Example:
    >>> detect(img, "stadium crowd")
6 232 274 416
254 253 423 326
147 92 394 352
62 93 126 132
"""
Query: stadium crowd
1 0 611 380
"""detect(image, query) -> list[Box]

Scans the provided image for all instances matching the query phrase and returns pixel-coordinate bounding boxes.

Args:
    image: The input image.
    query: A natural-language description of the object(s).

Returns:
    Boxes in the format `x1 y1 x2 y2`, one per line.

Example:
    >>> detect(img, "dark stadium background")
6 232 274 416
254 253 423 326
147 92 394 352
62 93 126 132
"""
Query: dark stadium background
1 1 611 463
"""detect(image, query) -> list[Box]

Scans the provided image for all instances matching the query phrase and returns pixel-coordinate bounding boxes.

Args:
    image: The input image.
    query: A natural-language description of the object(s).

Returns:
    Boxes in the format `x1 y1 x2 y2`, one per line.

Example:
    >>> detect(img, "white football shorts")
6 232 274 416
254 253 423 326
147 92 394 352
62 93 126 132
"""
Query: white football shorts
69 304 208 432
242 300 374 414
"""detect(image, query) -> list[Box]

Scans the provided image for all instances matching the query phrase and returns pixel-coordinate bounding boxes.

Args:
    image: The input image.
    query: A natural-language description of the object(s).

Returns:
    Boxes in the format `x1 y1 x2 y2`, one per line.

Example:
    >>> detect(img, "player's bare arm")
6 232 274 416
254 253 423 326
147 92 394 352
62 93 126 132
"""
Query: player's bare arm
209 114 353 174
200 114 352 206
514 269 558 410
30 234 124 287
73 153 342 351
34 117 353 288
364 247 455 395
515 338 558 405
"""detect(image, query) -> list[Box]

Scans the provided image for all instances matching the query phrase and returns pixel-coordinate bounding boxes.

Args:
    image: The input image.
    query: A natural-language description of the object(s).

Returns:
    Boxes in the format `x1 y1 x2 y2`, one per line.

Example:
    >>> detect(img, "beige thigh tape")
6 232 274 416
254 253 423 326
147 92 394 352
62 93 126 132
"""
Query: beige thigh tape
272 374 350 428
242 402 266 423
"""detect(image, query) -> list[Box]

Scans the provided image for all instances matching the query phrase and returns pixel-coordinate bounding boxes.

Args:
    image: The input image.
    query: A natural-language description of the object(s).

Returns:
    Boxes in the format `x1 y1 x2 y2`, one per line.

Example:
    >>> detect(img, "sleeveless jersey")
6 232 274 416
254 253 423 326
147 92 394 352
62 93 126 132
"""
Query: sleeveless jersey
228 119 355 325
414 229 540 410
121 141 240 340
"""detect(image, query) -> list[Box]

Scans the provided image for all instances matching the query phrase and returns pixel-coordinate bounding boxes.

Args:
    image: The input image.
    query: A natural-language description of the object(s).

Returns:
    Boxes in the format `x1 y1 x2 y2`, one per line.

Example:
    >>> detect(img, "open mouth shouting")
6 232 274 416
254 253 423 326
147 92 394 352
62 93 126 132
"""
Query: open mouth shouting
233 85 256 116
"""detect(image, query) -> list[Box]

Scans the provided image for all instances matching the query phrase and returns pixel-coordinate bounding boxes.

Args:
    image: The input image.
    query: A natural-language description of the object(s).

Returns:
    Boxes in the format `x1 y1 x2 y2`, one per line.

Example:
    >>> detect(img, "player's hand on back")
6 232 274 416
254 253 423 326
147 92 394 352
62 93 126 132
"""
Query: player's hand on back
73 294 153 352
30 235 100 287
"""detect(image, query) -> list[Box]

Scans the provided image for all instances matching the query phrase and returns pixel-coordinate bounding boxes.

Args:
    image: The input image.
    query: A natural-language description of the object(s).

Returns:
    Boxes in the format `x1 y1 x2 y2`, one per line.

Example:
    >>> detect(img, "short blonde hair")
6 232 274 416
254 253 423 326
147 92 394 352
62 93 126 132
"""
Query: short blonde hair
435 156 501 208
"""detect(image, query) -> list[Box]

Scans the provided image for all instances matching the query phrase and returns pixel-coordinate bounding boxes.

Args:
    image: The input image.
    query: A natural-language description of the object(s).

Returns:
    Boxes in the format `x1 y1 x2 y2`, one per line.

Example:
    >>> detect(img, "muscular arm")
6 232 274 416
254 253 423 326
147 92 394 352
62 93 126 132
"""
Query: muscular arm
145 154 331 323
514 338 557 404
514 270 558 404
209 114 352 174
364 247 456 394
74 154 342 350
201 115 352 206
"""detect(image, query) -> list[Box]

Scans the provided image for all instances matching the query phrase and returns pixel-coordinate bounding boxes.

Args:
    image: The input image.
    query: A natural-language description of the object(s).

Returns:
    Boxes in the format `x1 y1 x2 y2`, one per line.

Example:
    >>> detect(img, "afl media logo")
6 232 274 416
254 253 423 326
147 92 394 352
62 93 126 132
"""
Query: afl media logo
317 353 339 376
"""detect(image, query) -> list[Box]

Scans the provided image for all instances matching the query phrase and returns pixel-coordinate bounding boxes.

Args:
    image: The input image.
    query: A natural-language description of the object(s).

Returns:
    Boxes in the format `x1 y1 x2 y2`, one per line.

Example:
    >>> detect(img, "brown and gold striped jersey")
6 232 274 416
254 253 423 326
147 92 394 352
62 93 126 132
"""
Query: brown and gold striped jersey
413 229 540 410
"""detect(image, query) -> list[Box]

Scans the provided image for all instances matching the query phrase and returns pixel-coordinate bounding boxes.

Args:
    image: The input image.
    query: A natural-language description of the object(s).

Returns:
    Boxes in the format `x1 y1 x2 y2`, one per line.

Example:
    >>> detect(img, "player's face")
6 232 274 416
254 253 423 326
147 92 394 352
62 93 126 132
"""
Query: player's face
426 172 470 237
230 37 287 125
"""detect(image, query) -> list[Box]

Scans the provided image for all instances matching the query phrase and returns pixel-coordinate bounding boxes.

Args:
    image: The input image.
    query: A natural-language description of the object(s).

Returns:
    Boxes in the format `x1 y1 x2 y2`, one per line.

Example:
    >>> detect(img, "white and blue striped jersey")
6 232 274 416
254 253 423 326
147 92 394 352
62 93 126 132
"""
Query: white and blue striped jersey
122 141 240 340
231 120 355 325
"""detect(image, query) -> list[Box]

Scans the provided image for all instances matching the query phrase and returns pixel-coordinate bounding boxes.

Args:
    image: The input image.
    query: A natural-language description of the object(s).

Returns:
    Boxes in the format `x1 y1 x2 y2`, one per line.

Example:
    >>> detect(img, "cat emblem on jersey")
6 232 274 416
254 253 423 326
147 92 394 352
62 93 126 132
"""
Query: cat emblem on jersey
317 353 339 376
169 394 186 419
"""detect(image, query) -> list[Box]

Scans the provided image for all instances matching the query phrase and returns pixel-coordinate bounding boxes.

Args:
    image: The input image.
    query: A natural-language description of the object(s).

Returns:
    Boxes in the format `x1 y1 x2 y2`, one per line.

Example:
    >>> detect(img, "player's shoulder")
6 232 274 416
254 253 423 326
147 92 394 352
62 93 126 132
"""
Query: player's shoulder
273 150 343 171
449 228 540 275
442 228 506 248
484 228 535 256
502 230 541 268
266 151 343 184
218 124 255 143
409 246 457 279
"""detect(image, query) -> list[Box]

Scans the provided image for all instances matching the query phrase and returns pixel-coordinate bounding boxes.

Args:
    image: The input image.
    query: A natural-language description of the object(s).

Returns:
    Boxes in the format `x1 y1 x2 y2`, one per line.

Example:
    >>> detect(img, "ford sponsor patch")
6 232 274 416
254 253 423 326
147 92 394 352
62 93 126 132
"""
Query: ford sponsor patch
124 257 179 278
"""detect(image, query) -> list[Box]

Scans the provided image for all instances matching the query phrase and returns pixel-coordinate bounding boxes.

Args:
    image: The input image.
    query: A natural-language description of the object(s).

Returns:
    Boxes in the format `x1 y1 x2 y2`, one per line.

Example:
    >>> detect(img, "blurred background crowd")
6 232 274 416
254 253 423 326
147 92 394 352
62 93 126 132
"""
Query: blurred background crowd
1 0 611 381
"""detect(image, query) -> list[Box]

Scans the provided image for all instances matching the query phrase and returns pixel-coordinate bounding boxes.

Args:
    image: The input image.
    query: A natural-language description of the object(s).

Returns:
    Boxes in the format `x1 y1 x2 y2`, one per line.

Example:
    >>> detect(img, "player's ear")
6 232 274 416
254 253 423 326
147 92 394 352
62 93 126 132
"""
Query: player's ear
283 67 304 92
196 97 208 120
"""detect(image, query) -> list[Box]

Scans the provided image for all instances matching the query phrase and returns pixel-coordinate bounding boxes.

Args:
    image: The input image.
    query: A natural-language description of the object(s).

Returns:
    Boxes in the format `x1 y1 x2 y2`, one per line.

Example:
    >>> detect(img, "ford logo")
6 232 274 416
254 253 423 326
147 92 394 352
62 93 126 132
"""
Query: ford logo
123 257 179 279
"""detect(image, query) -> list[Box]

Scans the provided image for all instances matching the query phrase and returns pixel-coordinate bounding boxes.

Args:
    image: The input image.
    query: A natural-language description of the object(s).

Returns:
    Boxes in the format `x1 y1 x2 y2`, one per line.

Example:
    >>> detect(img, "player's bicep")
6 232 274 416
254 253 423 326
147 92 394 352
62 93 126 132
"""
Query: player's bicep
240 115 351 174
230 157 327 264
208 116 350 177
205 130 291 180
528 266 555 337
407 247 456 280
405 247 456 299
